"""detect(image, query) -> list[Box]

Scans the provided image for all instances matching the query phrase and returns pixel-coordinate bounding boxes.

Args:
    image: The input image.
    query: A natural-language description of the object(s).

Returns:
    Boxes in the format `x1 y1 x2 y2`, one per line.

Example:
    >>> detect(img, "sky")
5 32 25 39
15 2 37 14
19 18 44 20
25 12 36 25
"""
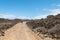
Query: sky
0 0 60 19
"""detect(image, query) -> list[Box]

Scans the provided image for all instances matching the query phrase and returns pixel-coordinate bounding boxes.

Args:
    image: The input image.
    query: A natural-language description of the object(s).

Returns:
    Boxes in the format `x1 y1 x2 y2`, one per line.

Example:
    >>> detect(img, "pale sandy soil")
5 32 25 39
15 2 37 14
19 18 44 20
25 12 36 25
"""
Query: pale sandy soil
0 22 54 40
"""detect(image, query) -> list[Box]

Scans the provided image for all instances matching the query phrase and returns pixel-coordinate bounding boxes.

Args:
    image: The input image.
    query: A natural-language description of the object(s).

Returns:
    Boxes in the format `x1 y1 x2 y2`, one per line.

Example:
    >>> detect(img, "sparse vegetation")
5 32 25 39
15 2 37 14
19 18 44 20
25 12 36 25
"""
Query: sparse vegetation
26 14 60 40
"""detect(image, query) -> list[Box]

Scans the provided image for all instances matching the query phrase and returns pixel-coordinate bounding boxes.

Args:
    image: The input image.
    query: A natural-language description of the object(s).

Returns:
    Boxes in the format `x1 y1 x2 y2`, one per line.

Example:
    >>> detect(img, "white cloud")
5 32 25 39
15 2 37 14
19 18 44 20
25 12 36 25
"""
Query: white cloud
49 9 60 15
0 9 60 19
16 16 30 19
34 14 47 19
0 13 29 19
0 13 16 19
34 9 60 19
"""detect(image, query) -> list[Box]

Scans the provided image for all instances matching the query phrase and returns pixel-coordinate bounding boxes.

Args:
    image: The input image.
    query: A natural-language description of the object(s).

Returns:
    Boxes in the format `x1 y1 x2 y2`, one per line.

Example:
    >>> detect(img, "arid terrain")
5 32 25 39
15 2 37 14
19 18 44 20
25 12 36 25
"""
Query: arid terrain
0 22 54 40
26 14 60 40
0 14 60 40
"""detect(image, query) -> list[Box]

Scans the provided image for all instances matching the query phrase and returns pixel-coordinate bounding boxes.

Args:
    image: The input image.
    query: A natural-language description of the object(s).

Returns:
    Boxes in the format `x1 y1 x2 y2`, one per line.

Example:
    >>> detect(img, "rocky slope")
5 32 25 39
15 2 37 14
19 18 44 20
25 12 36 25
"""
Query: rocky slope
26 14 60 40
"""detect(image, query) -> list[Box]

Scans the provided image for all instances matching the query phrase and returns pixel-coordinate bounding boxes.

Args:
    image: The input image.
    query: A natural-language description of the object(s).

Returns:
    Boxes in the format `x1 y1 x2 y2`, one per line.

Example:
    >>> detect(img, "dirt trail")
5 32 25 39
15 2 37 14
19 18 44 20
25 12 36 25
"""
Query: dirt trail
0 22 54 40
0 22 41 40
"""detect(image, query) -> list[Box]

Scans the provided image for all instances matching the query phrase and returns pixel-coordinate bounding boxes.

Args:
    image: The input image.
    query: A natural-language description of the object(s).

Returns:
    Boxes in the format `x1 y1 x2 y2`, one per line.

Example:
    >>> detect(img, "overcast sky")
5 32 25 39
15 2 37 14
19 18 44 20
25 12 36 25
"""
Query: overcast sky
0 0 60 19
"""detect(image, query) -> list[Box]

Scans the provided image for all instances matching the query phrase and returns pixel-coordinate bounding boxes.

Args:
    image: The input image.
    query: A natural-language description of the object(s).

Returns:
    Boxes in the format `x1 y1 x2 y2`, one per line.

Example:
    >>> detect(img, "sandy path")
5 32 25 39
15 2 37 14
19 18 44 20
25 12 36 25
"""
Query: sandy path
0 22 54 40
0 22 41 40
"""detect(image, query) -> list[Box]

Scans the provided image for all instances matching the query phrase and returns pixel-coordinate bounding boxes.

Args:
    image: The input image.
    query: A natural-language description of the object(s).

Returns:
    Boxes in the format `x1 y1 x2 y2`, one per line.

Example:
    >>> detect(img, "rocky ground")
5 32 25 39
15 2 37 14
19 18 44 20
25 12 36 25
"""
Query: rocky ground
0 18 23 37
0 22 54 40
26 14 60 40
